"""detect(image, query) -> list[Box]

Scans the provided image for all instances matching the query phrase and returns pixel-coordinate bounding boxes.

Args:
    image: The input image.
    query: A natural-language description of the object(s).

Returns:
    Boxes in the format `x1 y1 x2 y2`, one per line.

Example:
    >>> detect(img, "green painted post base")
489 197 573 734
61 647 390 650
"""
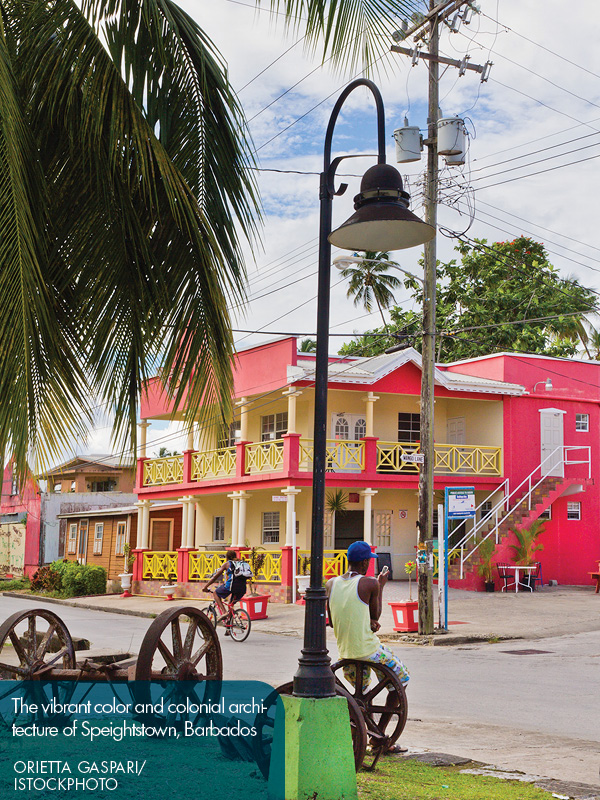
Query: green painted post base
268 694 358 800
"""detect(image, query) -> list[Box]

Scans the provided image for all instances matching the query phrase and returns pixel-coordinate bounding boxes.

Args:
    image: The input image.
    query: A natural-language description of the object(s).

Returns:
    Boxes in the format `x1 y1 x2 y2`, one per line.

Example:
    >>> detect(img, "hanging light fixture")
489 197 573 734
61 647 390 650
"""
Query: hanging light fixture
329 163 435 251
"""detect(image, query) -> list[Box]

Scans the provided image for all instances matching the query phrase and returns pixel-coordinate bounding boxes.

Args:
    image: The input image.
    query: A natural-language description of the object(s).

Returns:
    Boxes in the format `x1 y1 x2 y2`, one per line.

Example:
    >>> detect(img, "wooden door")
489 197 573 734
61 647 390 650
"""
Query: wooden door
150 520 173 551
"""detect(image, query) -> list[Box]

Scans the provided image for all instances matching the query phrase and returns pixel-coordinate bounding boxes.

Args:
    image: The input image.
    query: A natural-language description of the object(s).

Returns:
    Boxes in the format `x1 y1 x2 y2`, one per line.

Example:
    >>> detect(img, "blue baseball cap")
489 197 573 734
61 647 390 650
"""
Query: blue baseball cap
347 541 376 563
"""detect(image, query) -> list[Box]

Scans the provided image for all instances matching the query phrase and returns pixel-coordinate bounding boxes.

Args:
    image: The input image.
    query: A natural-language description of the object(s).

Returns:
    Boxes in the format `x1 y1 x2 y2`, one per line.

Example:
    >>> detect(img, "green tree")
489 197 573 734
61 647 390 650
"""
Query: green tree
299 338 317 352
338 251 402 328
339 237 598 361
0 0 418 478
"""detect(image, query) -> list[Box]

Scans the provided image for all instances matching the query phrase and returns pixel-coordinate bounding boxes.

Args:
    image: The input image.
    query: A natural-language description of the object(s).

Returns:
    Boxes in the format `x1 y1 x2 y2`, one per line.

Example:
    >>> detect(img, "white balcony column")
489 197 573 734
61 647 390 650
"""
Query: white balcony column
194 501 203 547
237 491 250 547
282 486 301 546
186 426 195 452
185 495 196 548
236 397 249 441
138 420 150 458
136 500 151 549
228 493 240 547
361 489 378 545
363 393 379 438
283 388 302 434
178 496 189 548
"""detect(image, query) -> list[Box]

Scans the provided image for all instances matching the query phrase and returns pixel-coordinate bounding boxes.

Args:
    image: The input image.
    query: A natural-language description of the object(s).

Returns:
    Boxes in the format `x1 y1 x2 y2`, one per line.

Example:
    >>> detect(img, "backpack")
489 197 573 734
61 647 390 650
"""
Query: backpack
233 560 252 579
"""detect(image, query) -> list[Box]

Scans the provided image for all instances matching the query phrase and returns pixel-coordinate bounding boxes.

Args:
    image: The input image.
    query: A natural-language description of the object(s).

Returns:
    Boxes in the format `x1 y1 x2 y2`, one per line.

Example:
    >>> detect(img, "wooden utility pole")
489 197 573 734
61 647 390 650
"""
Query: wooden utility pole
417 0 439 636
391 0 489 635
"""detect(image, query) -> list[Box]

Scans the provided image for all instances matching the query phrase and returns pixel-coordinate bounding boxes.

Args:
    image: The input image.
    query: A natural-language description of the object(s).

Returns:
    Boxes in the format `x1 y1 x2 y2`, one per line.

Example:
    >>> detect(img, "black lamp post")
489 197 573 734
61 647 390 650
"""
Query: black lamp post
293 79 434 699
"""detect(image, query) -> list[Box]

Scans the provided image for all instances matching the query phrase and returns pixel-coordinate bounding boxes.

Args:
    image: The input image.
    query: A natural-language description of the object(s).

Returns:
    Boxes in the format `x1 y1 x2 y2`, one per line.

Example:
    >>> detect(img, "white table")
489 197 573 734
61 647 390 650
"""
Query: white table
502 564 536 593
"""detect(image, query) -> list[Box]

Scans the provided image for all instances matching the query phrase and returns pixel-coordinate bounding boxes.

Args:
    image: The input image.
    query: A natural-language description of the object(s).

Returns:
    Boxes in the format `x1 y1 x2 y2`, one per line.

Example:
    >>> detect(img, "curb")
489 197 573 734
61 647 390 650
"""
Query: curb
1 592 158 619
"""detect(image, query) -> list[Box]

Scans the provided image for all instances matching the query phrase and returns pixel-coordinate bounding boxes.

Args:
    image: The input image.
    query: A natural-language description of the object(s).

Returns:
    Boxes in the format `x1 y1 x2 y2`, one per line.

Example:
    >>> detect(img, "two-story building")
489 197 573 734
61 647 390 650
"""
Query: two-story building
128 337 598 601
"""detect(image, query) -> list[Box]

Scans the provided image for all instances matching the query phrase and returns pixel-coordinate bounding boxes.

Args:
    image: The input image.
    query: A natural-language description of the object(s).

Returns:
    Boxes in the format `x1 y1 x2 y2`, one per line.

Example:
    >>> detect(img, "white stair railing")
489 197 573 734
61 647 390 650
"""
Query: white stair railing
453 446 590 578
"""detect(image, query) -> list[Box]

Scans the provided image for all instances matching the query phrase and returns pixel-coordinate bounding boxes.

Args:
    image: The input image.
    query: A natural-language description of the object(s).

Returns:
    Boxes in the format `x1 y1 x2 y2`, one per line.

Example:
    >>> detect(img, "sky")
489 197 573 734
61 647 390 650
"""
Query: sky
82 0 600 459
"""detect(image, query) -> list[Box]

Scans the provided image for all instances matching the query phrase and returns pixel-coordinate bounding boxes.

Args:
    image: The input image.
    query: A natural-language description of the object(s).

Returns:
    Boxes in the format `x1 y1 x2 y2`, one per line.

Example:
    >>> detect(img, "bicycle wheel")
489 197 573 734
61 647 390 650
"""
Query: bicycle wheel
229 609 251 642
206 604 218 629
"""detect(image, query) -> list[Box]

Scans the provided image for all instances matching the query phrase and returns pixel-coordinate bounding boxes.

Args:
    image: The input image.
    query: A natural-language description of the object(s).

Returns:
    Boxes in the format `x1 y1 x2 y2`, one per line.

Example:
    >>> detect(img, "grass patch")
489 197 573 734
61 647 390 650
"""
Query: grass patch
0 577 30 591
357 759 556 799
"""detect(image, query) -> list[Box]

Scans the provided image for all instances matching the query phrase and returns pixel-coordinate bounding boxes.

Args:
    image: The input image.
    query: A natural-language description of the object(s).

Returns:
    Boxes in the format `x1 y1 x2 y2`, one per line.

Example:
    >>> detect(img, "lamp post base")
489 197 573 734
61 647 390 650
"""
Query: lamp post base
268 695 357 800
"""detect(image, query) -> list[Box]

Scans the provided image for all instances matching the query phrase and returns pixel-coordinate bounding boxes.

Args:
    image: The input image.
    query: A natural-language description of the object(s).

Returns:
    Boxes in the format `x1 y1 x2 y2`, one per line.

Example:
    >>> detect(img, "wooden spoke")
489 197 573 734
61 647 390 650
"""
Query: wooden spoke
9 631 30 665
190 640 211 667
171 620 183 662
0 661 28 677
156 639 177 671
37 624 57 659
363 676 390 704
183 619 199 659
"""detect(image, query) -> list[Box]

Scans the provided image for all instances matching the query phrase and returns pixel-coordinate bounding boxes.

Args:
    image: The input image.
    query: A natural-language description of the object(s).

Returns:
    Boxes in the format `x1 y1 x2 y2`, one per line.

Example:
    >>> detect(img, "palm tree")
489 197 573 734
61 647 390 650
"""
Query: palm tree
0 0 417 479
338 251 402 329
299 338 317 352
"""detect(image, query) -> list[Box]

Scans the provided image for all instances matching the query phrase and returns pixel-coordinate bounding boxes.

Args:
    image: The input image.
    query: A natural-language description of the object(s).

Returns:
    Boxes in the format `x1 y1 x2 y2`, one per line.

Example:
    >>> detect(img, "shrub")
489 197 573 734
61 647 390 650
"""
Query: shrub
50 560 106 597
30 566 62 593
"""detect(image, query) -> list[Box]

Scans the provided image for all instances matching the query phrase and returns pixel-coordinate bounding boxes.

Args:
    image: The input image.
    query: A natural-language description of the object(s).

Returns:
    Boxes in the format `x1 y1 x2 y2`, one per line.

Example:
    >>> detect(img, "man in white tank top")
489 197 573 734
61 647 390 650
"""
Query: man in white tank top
326 540 409 754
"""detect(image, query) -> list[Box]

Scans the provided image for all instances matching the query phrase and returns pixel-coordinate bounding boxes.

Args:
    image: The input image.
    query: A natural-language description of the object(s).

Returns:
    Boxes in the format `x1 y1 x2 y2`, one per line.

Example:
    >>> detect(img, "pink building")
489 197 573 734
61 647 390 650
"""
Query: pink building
0 462 42 577
132 338 598 600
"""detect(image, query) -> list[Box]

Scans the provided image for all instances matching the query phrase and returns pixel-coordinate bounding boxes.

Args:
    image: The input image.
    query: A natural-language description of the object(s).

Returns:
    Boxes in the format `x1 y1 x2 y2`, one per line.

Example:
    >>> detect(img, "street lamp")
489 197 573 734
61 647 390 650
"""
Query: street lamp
275 78 433 800
293 79 434 702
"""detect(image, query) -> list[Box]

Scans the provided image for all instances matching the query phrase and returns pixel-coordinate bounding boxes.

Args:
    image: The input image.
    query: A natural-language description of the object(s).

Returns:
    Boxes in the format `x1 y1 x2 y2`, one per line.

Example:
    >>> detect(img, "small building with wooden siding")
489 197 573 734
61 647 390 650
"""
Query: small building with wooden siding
59 504 183 586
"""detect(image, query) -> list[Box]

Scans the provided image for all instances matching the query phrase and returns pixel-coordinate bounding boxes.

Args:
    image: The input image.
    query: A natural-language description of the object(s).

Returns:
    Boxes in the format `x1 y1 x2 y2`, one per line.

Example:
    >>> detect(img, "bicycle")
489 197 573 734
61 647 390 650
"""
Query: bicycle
204 595 251 642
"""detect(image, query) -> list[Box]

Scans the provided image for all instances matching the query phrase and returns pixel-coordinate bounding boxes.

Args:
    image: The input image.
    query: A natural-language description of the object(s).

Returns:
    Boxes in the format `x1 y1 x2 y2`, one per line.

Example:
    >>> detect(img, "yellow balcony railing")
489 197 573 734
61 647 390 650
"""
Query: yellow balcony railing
143 455 184 486
253 551 282 583
298 549 348 579
142 551 178 580
188 551 283 584
376 442 421 473
191 447 236 480
432 547 461 578
245 440 284 474
299 439 364 472
188 551 227 581
434 444 501 476
377 442 502 476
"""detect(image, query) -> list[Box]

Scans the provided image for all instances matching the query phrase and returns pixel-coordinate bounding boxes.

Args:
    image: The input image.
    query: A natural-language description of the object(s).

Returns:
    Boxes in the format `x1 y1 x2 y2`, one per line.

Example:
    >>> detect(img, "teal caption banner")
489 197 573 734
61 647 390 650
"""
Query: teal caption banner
0 680 284 799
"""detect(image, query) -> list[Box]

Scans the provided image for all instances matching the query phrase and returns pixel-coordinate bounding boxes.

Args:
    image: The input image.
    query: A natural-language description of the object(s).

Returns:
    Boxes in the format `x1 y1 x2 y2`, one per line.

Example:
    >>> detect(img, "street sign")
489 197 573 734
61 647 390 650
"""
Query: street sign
401 453 425 464
446 486 476 518
271 496 287 502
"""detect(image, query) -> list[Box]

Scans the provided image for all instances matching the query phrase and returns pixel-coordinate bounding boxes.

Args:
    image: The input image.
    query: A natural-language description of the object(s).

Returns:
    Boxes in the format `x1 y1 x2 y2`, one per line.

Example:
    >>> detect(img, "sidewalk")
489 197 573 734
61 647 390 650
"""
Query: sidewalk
3 582 599 644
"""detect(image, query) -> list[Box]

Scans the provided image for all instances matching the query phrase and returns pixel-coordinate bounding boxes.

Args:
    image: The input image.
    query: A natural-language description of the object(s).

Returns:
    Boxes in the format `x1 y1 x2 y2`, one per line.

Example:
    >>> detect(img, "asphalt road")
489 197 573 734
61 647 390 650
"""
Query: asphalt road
1 595 598 787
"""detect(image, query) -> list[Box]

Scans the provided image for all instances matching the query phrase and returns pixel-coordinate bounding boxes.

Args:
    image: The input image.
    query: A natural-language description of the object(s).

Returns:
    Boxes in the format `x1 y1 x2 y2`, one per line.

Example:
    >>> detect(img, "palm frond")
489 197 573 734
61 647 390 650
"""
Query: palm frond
262 0 422 75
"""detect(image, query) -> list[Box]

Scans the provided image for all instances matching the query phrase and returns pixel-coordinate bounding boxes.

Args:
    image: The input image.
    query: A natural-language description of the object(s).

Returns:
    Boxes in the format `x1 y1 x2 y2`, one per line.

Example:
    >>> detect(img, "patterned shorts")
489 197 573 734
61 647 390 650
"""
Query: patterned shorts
342 645 410 690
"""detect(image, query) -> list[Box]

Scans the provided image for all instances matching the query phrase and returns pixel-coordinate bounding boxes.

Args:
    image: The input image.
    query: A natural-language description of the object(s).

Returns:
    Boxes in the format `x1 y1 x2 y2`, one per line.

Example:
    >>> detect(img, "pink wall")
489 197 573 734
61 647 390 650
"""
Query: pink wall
140 337 297 419
0 463 42 576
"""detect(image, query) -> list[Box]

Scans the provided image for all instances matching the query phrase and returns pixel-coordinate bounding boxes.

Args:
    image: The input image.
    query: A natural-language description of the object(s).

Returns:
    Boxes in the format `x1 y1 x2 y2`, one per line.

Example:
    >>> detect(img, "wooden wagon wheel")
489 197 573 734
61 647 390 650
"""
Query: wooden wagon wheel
331 659 408 756
0 609 75 680
253 680 367 779
134 606 222 682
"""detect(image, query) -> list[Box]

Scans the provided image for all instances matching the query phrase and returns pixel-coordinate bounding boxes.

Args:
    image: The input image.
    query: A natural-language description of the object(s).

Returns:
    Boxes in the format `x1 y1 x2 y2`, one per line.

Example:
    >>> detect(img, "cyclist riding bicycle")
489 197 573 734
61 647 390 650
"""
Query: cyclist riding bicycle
204 549 248 623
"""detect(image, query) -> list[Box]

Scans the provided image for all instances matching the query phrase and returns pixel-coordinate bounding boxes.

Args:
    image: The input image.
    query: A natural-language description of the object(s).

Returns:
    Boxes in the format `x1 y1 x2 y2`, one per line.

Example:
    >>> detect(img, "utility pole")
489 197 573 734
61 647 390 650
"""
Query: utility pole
391 0 490 635
417 0 439 636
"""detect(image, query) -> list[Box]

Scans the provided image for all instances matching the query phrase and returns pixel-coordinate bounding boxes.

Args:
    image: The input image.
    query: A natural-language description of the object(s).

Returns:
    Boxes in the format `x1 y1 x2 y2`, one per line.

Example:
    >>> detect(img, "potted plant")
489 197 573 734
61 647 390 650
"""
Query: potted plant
118 543 136 598
325 489 348 547
237 547 270 620
476 537 496 592
389 560 418 632
509 520 545 591
296 554 311 600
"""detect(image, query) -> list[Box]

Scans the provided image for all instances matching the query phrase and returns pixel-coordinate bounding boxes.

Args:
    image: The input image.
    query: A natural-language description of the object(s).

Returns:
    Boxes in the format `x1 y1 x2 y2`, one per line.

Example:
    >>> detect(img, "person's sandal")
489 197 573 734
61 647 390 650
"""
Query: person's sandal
384 744 407 755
